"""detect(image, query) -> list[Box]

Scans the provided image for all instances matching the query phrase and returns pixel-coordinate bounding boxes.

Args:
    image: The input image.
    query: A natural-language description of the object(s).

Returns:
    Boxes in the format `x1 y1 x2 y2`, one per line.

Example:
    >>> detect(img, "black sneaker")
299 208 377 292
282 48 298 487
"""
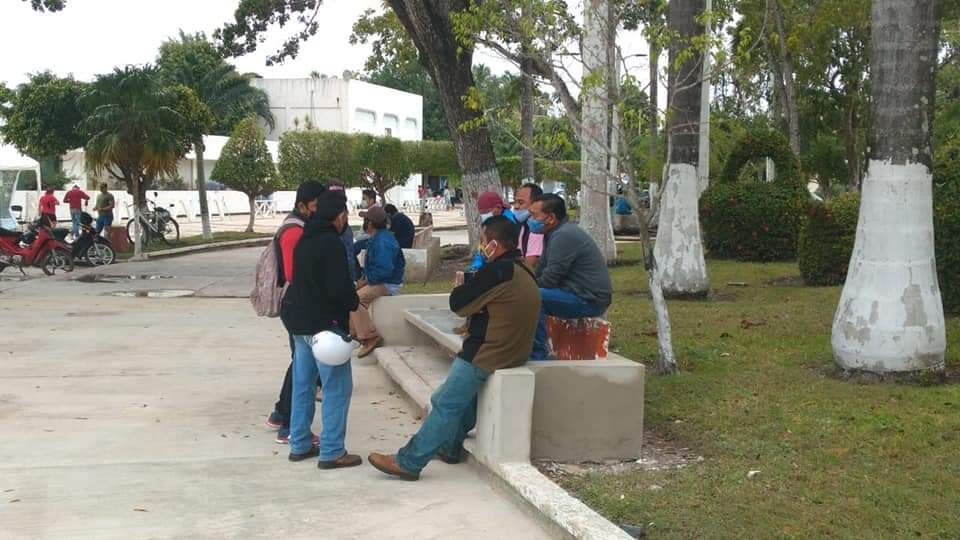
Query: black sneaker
288 445 319 462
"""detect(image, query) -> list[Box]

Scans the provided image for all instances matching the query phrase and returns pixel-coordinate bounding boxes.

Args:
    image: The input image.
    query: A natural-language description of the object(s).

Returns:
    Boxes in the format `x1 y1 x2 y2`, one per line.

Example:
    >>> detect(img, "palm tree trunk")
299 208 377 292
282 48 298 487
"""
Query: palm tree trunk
770 0 801 155
648 39 659 214
579 0 617 263
831 0 945 373
246 195 255 233
195 141 212 240
132 176 143 259
654 0 709 298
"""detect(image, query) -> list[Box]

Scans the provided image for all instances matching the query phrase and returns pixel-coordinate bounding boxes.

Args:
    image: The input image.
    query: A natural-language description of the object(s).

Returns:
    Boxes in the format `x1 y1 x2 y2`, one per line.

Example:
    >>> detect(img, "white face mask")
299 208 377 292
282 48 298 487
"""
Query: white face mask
479 212 494 223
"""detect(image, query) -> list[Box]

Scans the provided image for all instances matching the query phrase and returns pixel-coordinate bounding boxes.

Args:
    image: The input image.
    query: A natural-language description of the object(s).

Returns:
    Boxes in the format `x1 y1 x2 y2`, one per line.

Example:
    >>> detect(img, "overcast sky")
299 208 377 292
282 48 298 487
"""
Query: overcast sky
1 0 656 99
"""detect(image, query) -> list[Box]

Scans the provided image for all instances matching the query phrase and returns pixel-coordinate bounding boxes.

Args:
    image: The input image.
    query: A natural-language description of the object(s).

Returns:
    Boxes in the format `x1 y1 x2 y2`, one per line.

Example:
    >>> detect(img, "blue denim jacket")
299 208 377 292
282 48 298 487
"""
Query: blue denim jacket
365 229 405 285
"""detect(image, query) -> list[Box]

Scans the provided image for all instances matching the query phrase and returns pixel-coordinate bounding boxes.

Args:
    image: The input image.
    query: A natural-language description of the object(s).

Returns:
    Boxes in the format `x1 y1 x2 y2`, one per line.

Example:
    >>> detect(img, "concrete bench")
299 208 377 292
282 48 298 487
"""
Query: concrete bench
368 296 644 463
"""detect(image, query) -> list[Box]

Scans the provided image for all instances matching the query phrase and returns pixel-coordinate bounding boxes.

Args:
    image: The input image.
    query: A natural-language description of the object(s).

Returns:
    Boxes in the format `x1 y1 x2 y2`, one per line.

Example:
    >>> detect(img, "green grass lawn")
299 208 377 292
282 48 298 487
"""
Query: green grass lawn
410 243 960 538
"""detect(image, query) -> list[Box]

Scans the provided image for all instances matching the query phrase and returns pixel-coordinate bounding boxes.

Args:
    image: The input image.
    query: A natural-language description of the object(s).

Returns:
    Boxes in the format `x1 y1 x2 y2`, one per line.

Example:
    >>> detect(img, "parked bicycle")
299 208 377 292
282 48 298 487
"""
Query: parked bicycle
126 192 180 246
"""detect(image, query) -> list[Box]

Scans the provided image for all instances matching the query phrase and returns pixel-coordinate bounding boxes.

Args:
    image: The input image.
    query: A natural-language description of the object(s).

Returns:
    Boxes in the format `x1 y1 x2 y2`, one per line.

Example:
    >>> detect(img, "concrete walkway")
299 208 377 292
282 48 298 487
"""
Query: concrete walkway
0 250 551 539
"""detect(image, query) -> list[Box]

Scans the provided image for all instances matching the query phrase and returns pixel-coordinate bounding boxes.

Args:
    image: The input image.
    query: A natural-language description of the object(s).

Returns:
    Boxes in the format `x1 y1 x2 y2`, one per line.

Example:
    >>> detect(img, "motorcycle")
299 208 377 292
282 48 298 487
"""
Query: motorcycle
52 212 116 266
0 208 75 276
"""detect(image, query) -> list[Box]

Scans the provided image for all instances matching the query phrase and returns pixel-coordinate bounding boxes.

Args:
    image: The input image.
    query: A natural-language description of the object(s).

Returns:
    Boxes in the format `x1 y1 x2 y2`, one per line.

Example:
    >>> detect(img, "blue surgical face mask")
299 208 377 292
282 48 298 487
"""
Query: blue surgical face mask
513 208 530 222
527 217 545 234
479 212 494 223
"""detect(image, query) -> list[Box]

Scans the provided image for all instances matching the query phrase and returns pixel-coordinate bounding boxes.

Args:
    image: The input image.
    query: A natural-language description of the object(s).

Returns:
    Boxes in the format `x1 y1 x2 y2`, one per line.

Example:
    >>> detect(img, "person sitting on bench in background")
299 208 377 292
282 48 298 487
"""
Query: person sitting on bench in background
527 194 612 360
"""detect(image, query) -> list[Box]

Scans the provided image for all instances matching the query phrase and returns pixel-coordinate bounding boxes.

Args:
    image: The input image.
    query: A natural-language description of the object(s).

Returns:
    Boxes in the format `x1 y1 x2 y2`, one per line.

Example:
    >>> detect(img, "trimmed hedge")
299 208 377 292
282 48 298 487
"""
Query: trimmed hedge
791 184 959 313
798 192 861 286
701 129 808 261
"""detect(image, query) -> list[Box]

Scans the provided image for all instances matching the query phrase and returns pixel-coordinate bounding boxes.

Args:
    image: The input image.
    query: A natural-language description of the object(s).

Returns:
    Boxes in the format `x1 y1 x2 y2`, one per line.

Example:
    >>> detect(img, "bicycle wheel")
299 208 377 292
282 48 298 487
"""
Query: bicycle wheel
86 242 115 266
159 217 180 246
126 218 149 246
41 248 74 275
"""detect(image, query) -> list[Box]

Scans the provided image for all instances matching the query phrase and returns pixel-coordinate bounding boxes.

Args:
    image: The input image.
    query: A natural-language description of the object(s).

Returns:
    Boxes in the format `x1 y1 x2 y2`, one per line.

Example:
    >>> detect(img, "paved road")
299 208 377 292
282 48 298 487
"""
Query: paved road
0 249 551 539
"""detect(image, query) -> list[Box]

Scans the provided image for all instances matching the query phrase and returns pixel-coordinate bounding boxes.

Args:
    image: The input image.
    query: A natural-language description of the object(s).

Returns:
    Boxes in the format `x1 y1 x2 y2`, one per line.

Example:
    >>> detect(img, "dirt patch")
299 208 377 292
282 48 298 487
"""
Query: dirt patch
429 245 471 282
534 429 704 483
817 362 960 386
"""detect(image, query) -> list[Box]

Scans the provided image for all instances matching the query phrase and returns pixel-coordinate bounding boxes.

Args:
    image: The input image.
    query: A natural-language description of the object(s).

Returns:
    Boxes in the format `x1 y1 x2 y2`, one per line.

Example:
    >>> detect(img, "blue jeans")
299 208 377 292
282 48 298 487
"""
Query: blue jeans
531 288 607 359
70 208 82 237
95 212 113 234
290 335 353 459
397 358 489 473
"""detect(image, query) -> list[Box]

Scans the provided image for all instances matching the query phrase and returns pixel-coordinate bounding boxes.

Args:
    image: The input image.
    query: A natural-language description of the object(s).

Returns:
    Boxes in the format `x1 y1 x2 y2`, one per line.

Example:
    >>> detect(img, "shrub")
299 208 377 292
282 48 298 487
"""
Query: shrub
789 180 958 312
935 181 960 313
798 192 861 286
701 129 808 261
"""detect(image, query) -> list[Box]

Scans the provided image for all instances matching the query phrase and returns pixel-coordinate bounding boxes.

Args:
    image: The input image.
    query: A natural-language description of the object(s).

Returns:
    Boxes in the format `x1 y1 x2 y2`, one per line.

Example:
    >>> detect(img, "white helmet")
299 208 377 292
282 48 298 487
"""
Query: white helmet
311 330 359 366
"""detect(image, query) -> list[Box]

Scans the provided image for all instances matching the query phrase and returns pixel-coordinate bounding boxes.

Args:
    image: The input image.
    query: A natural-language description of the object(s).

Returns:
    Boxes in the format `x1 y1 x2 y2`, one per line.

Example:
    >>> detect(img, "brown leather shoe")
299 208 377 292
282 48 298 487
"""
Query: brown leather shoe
317 452 363 469
368 452 420 481
357 337 383 358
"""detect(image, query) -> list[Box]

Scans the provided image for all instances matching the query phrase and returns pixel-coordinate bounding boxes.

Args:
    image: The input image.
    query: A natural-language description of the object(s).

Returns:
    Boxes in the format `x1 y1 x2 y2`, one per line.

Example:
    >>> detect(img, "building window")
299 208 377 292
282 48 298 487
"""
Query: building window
354 109 376 130
383 114 399 137
405 118 418 133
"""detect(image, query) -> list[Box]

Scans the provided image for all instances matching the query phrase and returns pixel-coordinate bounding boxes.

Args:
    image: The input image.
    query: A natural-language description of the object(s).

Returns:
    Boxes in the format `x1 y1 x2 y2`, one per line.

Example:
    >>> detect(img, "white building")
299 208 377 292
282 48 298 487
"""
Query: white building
251 76 424 204
251 76 423 142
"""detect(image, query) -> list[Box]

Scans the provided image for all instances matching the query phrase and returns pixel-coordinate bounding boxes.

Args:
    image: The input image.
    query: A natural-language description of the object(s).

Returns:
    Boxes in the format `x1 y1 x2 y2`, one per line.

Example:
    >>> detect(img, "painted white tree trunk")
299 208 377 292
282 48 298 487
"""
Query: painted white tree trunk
654 164 709 296
832 0 945 373
832 161 945 371
579 0 617 262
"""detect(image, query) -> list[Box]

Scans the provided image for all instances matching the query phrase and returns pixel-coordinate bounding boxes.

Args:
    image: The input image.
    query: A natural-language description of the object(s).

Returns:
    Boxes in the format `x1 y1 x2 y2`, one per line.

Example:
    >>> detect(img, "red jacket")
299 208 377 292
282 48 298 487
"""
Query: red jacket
39 194 59 215
63 189 90 210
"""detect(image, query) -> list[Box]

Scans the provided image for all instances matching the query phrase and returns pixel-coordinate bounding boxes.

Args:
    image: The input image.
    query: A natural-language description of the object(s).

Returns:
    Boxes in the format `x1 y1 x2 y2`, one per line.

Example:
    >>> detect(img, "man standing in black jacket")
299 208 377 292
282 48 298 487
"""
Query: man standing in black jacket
281 191 362 468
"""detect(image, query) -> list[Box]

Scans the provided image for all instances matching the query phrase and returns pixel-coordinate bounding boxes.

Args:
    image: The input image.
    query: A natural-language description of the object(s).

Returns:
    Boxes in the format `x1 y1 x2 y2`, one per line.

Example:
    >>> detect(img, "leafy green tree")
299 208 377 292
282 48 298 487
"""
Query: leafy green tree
278 129 363 187
355 135 414 202
210 118 281 232
404 139 459 178
157 31 275 239
0 72 87 185
82 66 186 257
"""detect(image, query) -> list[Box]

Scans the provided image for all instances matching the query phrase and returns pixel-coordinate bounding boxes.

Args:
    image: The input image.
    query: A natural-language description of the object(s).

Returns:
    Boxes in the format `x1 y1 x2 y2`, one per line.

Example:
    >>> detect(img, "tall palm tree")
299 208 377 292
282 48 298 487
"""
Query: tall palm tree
831 0 946 372
159 32 275 239
653 0 709 297
83 66 183 259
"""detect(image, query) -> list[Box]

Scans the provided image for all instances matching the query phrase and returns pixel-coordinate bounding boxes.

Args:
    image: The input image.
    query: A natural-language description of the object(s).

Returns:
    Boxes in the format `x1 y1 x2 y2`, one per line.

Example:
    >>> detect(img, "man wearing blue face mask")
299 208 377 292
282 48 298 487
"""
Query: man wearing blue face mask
467 191 518 272
512 183 544 269
528 193 612 360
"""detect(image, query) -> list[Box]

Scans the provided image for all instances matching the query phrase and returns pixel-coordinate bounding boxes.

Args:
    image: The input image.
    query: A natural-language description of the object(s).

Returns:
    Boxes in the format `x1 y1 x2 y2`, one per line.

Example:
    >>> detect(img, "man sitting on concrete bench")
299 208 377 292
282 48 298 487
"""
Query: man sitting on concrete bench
351 205 405 358
368 216 541 480
527 194 612 359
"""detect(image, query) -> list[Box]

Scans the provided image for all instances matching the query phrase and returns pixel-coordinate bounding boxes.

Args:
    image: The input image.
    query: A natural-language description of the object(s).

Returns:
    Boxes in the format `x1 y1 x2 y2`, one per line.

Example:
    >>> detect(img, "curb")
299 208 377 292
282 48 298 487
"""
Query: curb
134 237 272 260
